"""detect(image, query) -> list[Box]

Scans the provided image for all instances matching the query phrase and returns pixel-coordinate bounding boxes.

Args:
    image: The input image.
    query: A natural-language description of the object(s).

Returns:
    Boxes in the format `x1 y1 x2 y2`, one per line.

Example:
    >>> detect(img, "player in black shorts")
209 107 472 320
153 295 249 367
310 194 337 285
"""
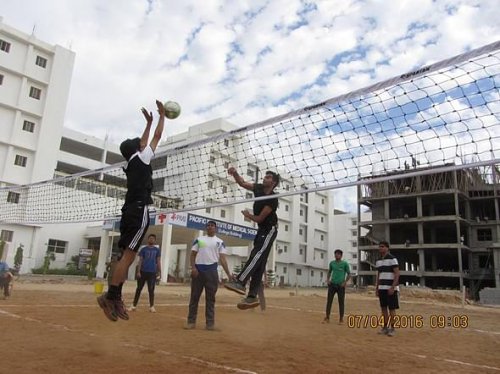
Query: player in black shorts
224 167 279 310
98 100 165 322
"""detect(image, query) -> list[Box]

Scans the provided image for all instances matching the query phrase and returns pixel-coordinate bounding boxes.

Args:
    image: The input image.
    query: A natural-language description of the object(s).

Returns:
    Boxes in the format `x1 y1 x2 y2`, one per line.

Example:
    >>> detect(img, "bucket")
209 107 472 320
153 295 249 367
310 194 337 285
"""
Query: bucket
94 281 104 294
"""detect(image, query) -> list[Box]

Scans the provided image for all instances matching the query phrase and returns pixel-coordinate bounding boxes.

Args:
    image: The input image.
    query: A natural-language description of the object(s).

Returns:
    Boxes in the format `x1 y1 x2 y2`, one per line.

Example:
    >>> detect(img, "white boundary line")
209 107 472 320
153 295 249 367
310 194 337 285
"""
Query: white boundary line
0 308 257 374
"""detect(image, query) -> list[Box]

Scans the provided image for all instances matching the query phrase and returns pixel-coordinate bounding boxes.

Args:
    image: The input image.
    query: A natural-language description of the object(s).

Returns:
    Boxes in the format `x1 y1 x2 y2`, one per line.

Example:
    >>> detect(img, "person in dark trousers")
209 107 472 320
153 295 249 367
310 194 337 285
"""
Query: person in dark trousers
323 249 351 324
185 221 232 330
130 234 161 313
375 241 400 337
224 167 279 310
97 100 165 322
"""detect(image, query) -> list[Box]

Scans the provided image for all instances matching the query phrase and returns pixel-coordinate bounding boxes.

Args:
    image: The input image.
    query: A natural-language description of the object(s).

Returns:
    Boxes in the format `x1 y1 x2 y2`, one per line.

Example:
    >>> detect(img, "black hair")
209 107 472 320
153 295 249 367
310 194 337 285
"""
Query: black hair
379 241 390 248
334 249 343 255
148 234 156 239
120 137 141 161
266 171 280 188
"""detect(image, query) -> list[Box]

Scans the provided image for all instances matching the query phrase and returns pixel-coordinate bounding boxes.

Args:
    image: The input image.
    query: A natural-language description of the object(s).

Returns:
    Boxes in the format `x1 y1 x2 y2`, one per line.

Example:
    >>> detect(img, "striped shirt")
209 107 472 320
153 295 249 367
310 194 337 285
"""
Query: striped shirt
376 253 399 291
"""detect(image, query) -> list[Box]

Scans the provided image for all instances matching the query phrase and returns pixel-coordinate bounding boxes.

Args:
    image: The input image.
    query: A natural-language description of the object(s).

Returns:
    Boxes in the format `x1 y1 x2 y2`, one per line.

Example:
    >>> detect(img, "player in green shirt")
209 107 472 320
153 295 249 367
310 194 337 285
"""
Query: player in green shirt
323 249 351 324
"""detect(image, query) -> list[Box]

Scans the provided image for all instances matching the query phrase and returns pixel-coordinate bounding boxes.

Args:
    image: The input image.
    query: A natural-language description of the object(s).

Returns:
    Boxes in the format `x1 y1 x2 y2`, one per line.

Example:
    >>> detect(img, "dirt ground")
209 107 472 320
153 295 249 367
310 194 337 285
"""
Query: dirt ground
1 278 499 374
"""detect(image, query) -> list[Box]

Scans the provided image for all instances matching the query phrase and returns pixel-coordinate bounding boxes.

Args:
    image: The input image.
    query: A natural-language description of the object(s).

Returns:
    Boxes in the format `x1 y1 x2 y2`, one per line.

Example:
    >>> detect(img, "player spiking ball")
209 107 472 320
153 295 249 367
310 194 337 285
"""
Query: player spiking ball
163 101 181 119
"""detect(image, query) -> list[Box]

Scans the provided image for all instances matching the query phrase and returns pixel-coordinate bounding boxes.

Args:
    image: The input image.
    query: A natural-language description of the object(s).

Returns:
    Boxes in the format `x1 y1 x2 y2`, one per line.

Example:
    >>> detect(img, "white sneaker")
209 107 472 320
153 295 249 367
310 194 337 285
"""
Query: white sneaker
149 306 156 313
387 328 395 337
128 305 137 311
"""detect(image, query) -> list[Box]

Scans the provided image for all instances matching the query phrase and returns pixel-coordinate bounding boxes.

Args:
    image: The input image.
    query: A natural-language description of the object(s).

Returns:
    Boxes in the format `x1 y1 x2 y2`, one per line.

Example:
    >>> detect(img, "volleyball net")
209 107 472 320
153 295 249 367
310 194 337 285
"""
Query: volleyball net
1 41 499 224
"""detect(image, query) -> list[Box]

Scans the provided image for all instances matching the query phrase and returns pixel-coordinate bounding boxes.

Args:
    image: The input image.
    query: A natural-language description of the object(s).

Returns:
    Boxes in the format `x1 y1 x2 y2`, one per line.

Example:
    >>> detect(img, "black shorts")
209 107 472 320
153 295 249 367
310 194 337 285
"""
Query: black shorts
378 290 399 310
118 202 150 252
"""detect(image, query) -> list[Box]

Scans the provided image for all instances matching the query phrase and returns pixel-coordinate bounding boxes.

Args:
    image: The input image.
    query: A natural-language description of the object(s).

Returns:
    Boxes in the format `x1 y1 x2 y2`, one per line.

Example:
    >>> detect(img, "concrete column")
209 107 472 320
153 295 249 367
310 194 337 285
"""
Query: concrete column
96 231 111 279
418 249 425 287
160 223 172 283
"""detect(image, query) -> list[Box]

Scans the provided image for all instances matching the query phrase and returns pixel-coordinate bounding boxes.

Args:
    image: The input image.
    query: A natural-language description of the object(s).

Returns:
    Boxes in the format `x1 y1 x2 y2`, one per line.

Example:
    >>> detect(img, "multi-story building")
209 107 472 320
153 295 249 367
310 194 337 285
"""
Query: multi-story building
332 210 371 278
0 19 76 270
357 165 500 298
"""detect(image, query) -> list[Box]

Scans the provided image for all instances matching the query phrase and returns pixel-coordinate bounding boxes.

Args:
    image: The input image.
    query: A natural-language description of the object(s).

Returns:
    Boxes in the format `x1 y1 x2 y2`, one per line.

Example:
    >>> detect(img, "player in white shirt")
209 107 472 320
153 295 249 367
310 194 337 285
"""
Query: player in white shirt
185 220 232 330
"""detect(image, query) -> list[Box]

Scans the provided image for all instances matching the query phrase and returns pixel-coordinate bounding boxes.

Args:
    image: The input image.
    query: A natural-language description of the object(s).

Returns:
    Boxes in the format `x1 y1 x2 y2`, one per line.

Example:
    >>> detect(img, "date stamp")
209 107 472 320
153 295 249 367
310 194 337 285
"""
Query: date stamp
347 314 469 329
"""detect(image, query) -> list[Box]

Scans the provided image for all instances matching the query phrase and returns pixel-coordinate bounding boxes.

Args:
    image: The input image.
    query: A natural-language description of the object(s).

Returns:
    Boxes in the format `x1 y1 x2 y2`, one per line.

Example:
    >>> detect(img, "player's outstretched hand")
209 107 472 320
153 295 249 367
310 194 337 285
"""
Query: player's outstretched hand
228 166 236 176
141 107 153 124
156 99 166 117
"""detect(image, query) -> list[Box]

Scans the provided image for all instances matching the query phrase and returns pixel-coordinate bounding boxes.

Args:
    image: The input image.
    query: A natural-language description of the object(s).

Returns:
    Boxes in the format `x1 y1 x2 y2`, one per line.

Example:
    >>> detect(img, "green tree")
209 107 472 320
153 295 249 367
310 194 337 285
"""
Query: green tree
14 244 24 271
43 250 56 274
87 250 99 280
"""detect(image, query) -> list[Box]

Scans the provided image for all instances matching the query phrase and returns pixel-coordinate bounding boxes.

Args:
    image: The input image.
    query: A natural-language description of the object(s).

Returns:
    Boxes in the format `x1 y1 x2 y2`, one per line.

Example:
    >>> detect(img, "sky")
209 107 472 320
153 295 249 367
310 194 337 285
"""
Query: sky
2 0 499 212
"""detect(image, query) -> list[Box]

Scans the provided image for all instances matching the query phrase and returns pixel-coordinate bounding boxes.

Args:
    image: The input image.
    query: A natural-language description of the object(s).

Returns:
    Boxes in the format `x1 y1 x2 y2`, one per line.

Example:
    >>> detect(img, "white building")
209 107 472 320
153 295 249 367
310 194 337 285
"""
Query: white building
0 19 77 271
332 209 372 278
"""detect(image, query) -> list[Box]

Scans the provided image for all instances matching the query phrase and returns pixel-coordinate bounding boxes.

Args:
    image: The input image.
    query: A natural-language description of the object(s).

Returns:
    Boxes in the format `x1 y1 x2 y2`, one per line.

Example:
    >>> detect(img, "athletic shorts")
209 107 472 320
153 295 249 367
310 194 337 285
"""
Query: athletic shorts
378 290 399 310
118 202 150 252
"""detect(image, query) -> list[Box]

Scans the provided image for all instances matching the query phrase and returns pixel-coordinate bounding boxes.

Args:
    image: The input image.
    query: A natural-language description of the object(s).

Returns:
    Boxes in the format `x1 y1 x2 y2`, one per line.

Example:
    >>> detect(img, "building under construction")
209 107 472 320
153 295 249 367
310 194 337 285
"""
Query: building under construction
357 163 500 299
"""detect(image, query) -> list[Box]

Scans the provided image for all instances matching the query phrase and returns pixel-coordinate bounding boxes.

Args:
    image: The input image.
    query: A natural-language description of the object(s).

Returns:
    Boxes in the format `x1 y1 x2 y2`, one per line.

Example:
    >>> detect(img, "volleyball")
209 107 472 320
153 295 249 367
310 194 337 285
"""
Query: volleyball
163 101 181 119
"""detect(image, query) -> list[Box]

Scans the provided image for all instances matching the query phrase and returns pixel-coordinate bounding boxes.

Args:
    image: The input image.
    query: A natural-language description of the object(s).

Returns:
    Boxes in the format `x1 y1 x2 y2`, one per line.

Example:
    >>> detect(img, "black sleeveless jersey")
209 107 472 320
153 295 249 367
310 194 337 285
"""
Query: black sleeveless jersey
124 155 153 205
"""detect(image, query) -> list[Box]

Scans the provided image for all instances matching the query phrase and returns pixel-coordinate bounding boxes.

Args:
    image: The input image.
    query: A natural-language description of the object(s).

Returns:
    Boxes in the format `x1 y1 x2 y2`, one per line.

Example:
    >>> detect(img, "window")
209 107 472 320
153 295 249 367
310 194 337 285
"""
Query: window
247 169 254 178
299 228 303 235
284 245 288 253
311 270 314 277
207 181 213 189
320 272 323 279
477 229 492 241
352 265 358 271
352 253 358 259
320 234 324 241
205 207 211 213
47 239 67 254
36 55 47 68
285 205 289 212
300 209 303 216
0 74 3 85
352 230 358 236
321 198 325 204
224 139 229 147
209 156 215 163
296 269 302 276
320 216 324 223
246 192 252 199
283 266 287 274
0 39 11 53
23 120 35 133
0 230 14 242
352 241 357 247
320 253 324 259
351 219 357 226
7 192 20 204
284 225 288 232
29 86 41 100
220 209 226 218
14 155 27 167
299 248 303 255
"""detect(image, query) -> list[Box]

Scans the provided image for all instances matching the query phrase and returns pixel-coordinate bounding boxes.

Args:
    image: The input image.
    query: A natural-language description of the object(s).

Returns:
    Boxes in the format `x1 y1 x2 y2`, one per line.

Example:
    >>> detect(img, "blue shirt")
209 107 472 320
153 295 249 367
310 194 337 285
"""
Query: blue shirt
139 246 161 273
0 262 9 276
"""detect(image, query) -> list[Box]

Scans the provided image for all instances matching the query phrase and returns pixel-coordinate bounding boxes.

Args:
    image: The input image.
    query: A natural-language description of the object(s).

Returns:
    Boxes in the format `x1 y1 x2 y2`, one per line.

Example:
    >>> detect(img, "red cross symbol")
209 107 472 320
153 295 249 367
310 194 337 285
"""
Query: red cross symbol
158 213 167 224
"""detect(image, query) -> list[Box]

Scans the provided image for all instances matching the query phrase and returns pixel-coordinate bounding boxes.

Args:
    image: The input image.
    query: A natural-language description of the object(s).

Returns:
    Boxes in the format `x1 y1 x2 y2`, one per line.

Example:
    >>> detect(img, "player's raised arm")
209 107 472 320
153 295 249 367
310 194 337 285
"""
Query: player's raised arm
139 107 153 151
149 100 165 153
228 167 254 191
